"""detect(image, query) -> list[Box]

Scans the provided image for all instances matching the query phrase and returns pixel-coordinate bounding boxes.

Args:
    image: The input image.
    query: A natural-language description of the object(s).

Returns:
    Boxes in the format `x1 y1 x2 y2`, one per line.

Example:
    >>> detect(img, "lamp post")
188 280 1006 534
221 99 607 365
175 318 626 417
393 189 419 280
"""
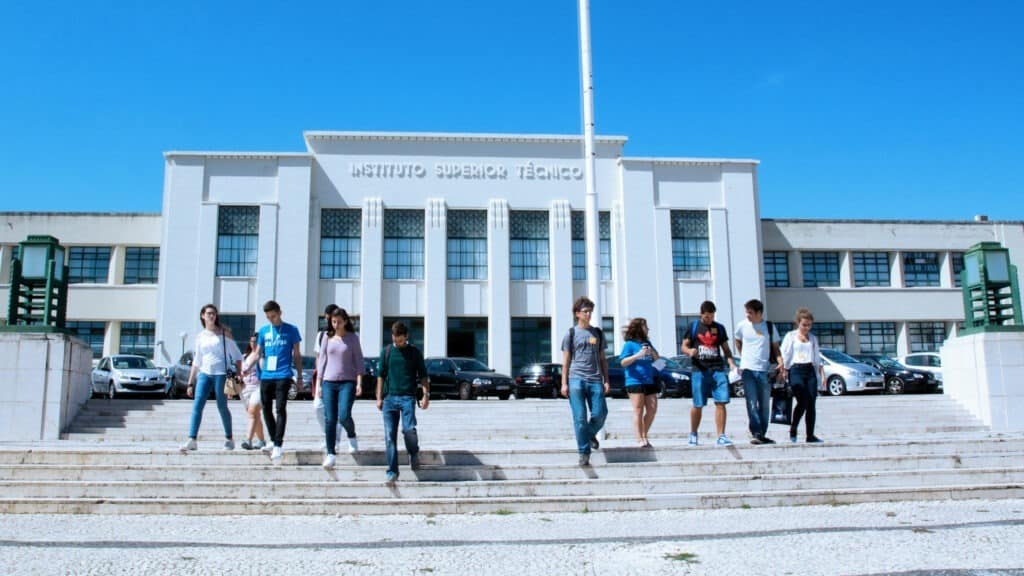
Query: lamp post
960 242 1023 334
4 235 69 331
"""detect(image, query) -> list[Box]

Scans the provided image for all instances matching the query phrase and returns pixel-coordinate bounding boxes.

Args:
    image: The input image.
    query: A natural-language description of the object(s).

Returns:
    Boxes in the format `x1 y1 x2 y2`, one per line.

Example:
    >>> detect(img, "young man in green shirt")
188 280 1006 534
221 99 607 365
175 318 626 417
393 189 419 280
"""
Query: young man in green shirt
376 321 430 483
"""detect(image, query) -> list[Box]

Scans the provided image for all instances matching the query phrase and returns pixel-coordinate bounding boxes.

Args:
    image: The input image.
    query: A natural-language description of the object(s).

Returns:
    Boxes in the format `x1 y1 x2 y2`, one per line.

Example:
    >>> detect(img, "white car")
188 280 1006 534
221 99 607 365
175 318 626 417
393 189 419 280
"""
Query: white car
819 349 886 396
91 355 169 399
897 352 943 387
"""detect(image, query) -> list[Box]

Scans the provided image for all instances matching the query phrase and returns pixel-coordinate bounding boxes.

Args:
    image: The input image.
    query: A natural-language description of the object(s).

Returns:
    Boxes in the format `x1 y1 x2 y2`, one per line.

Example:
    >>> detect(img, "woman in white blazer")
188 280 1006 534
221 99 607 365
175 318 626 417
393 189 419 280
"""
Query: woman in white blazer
779 308 824 443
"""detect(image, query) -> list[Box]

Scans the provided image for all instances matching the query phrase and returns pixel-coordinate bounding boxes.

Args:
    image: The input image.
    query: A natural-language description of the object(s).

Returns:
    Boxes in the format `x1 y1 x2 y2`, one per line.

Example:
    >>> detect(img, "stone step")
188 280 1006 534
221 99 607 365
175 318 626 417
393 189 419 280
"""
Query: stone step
0 483 1019 515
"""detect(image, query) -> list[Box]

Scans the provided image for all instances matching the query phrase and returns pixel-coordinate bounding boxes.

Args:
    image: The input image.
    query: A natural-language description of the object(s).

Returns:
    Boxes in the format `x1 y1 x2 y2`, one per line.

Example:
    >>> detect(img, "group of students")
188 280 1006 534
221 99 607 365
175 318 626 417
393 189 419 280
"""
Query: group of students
179 294 826 478
179 299 427 483
562 296 825 466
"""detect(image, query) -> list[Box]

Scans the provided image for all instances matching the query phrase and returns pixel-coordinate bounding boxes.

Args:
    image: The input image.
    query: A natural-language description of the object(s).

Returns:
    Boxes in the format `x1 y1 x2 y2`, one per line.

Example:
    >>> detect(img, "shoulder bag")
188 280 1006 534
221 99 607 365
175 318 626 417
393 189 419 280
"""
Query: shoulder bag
222 334 246 398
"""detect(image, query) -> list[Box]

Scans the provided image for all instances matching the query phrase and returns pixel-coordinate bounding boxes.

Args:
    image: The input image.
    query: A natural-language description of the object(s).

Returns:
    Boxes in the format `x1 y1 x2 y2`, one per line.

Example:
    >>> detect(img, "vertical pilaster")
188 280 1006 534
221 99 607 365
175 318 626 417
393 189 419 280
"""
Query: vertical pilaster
424 199 447 358
789 251 804 289
109 245 125 285
255 204 279 307
360 198 384 355
708 208 735 336
891 251 905 288
549 200 573 362
840 251 854 288
488 199 511 375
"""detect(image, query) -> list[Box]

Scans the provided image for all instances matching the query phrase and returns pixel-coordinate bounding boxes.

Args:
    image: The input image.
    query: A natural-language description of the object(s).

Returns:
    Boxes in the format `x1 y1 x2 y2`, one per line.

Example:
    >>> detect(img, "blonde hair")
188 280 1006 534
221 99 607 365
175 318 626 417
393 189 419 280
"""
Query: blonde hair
794 307 815 324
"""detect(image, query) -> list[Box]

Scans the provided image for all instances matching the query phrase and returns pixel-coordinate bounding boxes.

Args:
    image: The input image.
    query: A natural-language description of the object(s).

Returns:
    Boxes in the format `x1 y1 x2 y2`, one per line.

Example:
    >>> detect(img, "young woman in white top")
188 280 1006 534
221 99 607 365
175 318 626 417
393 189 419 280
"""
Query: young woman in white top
179 304 243 452
779 307 824 443
239 335 266 450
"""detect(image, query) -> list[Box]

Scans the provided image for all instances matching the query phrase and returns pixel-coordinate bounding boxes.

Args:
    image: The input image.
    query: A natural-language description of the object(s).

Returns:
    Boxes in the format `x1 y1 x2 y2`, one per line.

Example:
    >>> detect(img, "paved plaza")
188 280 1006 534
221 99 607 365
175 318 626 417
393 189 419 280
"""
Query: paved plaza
2 499 1023 575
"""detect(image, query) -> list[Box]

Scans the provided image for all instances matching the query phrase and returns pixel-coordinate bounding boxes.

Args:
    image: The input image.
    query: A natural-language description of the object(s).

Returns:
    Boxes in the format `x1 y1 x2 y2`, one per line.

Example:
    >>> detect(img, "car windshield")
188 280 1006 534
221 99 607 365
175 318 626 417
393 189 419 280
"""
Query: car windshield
821 349 859 364
660 358 686 371
877 358 906 369
453 359 490 372
672 356 693 370
112 357 156 370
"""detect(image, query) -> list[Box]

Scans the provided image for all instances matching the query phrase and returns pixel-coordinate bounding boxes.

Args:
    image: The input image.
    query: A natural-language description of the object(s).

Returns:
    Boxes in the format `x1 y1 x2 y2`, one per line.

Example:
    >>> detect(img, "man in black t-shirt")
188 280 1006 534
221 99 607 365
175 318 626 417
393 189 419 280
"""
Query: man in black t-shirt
681 300 737 447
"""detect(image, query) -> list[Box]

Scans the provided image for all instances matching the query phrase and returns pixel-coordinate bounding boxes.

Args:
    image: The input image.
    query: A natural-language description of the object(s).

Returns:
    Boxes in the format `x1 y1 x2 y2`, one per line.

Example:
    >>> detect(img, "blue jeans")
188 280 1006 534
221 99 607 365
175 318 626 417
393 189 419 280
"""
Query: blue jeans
322 380 356 455
742 369 770 437
382 395 419 476
568 378 607 455
691 369 730 408
188 372 232 440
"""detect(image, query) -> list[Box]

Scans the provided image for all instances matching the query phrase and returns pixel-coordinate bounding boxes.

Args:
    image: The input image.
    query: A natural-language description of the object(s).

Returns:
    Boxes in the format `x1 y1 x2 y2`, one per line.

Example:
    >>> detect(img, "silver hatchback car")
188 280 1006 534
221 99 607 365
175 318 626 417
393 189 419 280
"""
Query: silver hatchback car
819 349 886 396
91 355 168 399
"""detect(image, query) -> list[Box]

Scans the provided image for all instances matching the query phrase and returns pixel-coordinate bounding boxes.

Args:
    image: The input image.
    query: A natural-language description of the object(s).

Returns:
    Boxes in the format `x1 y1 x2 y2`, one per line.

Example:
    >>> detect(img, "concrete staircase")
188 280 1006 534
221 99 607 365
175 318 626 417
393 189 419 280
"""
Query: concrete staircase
0 394 1021 514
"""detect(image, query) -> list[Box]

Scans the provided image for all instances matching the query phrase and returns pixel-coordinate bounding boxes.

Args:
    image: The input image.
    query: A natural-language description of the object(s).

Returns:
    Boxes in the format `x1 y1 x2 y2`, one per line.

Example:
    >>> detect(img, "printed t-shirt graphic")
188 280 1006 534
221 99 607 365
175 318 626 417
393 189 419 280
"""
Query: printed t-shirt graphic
691 322 726 371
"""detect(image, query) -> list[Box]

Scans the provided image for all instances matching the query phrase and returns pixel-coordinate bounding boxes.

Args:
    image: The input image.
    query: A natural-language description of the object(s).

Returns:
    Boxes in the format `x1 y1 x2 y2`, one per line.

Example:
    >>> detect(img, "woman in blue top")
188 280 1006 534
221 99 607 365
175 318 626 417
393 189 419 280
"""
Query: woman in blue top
620 318 660 448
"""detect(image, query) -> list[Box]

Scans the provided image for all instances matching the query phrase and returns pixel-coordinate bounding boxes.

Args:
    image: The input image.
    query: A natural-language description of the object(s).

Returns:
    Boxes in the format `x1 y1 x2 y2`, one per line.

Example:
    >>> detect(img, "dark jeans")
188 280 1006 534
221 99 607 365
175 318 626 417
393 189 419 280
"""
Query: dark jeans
789 363 818 438
322 380 356 455
742 369 771 437
382 395 419 476
261 378 292 447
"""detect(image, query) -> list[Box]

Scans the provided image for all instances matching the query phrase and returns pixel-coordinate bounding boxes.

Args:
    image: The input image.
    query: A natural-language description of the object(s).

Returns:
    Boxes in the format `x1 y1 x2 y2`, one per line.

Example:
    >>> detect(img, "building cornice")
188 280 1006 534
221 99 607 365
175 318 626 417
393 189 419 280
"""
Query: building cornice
163 152 312 160
0 211 160 218
764 218 1024 225
620 156 760 167
303 130 629 146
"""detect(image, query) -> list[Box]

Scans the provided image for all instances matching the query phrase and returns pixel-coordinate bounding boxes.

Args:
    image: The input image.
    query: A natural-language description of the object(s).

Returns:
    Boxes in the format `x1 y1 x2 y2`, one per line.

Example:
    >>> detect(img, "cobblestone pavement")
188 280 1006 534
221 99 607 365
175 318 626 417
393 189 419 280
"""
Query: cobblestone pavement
1 499 1023 575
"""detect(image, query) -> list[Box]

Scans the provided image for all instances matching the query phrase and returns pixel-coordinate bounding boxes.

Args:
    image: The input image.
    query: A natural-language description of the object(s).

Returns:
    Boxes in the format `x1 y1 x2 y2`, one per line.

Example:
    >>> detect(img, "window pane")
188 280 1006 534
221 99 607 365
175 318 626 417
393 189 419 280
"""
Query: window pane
802 252 840 288
909 321 947 352
68 247 111 284
510 211 549 281
853 252 890 287
216 206 259 277
220 314 256 352
321 210 362 279
671 211 710 278
123 247 159 285
951 252 965 288
383 211 424 279
119 322 155 358
66 321 105 358
764 251 790 288
813 322 846 351
903 252 940 287
857 321 896 355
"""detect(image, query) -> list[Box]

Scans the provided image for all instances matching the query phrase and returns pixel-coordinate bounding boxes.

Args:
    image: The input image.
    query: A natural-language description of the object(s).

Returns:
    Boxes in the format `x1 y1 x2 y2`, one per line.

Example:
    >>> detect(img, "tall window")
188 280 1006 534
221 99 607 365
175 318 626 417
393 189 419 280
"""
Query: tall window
447 317 489 364
951 252 965 288
675 315 701 348
220 314 256 352
68 247 111 284
903 252 940 287
909 322 947 353
773 322 794 340
671 211 710 279
447 210 487 280
601 317 616 355
510 211 549 280
123 247 159 285
571 211 612 281
119 322 155 358
813 322 846 351
66 321 105 358
321 209 361 279
383 209 424 280
857 322 896 355
216 206 259 277
763 251 790 288
802 252 840 288
511 317 551 374
853 252 890 287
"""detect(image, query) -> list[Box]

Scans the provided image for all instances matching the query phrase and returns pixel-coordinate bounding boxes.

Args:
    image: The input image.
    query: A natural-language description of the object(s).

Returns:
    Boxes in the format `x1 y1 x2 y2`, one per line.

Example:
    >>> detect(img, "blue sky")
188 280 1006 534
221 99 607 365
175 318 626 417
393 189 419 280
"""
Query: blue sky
1 1 1022 220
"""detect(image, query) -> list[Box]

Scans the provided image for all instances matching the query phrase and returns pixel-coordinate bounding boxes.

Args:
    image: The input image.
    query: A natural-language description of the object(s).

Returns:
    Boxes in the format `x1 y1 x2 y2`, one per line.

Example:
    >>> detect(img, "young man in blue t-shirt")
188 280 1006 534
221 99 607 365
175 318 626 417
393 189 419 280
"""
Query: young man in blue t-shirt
255 300 303 464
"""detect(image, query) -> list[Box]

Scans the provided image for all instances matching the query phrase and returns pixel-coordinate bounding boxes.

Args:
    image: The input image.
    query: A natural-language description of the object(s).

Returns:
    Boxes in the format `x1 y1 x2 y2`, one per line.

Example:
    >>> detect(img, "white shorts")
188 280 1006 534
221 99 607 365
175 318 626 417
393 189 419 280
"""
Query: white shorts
241 388 262 408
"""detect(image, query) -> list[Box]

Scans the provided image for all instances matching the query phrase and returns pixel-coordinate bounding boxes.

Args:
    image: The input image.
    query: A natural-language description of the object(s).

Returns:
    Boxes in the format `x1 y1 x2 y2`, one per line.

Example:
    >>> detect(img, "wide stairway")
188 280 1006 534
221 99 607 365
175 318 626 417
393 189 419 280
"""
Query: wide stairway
1 394 1022 514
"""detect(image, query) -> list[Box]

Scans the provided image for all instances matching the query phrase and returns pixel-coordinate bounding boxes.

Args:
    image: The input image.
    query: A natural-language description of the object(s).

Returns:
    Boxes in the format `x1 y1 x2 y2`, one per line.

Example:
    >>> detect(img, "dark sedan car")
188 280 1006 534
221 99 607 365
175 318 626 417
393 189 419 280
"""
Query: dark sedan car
514 363 563 399
851 354 939 394
606 355 692 399
425 357 515 400
671 355 779 398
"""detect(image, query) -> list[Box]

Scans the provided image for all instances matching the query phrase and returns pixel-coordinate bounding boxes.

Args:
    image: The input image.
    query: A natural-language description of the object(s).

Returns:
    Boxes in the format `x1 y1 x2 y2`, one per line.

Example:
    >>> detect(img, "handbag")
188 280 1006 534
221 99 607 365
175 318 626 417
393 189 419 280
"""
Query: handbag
222 335 246 398
770 392 793 426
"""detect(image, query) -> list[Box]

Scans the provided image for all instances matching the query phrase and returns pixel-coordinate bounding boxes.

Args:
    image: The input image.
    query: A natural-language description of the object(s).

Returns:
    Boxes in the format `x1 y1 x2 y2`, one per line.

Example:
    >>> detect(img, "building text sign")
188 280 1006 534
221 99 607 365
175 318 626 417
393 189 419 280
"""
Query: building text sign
349 162 584 181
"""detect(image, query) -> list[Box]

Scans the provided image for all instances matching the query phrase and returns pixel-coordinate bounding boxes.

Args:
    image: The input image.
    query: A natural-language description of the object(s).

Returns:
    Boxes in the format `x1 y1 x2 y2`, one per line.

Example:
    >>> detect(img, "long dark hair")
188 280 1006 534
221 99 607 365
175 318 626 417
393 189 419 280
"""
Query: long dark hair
327 307 355 337
199 304 223 329
623 317 648 342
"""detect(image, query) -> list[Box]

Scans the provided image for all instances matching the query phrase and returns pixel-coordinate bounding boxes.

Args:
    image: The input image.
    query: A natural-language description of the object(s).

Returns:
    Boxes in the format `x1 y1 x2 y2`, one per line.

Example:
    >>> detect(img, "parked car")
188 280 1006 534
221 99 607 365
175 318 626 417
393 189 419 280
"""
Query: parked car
897 352 943 388
358 356 380 399
91 355 168 399
851 354 939 394
670 355 760 398
606 355 692 399
170 351 194 398
289 355 316 400
425 357 515 400
514 363 563 399
819 349 886 396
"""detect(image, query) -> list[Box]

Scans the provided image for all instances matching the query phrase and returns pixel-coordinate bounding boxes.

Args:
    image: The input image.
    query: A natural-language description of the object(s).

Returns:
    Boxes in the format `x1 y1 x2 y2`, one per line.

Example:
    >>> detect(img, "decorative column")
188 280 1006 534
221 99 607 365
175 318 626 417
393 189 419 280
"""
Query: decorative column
423 199 447 358
360 198 384 356
488 199 512 375
549 200 573 362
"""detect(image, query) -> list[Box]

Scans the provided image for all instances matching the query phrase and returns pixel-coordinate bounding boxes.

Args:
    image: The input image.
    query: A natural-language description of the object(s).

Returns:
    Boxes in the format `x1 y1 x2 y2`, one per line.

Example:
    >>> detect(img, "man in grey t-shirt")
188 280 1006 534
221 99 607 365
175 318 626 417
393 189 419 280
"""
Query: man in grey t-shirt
560 296 610 467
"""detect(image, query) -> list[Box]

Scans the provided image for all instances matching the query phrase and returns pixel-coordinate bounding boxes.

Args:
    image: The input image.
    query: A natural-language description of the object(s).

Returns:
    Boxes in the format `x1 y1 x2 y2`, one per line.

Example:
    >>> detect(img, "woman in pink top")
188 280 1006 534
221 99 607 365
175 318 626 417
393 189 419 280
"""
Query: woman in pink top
315 308 365 469
239 335 267 451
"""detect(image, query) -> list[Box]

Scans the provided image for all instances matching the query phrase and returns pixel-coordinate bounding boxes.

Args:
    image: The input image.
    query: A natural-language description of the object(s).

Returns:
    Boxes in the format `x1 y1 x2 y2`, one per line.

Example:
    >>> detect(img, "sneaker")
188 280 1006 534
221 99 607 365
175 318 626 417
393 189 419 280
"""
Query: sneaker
806 436 824 444
596 427 607 442
224 439 235 451
578 453 591 467
750 436 764 445
261 442 275 454
410 453 421 471
253 440 266 451
385 472 398 485
790 436 798 444
347 437 359 454
322 454 336 470
716 435 733 446
240 440 253 451
270 446 283 464
589 434 600 451
179 439 197 453
688 433 699 447
761 436 776 445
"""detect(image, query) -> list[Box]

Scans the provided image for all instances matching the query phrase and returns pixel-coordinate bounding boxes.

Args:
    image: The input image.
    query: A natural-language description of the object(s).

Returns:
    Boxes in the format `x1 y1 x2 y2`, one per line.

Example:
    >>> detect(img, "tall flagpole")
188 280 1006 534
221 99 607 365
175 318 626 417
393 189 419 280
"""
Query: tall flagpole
578 0 601 322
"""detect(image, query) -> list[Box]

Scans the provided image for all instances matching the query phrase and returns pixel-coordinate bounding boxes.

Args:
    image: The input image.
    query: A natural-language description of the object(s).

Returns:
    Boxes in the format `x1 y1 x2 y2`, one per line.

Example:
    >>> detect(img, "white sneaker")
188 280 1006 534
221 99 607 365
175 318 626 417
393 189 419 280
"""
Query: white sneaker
322 454 336 470
261 442 275 454
223 439 234 451
179 439 197 453
347 437 359 454
596 427 607 442
270 446 283 464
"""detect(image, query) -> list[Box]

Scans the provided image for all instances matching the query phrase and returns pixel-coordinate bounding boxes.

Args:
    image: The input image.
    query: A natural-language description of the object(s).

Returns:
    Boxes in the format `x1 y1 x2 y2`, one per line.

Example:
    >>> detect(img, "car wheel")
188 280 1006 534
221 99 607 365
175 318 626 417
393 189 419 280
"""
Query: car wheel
886 377 905 395
458 382 473 401
107 382 117 400
498 393 510 401
827 375 846 396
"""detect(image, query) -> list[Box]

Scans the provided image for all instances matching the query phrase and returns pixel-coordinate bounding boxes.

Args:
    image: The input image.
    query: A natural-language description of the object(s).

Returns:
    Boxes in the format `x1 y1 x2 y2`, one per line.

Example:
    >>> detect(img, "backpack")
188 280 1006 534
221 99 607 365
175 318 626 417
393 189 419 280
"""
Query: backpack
567 325 606 378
